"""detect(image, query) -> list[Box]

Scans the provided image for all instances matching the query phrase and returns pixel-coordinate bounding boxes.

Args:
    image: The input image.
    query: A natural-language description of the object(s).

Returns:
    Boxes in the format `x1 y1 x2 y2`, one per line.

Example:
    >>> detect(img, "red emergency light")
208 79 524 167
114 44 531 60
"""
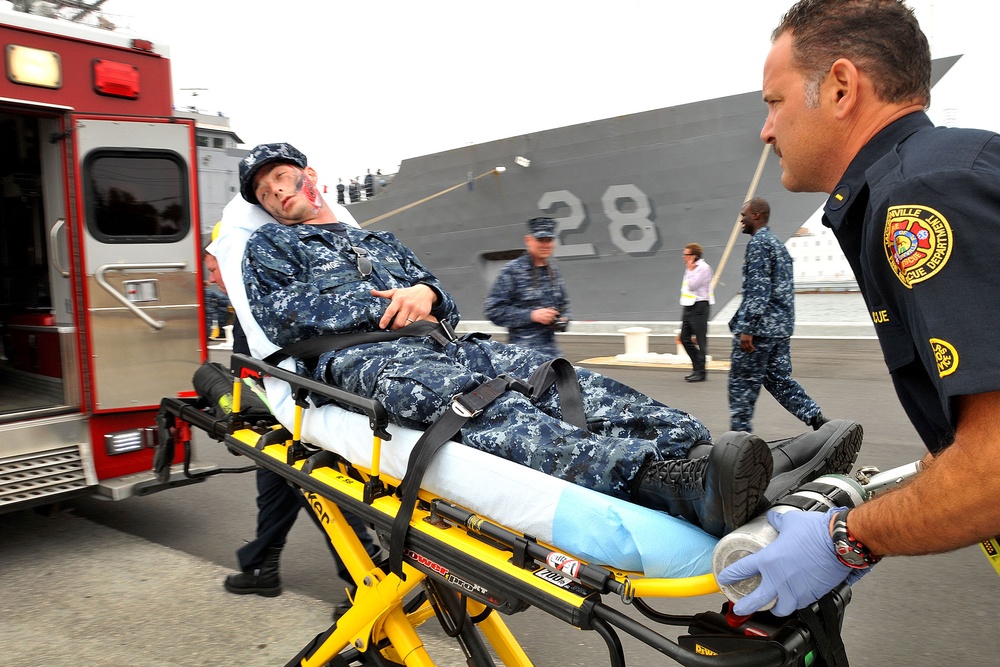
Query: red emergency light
93 58 140 99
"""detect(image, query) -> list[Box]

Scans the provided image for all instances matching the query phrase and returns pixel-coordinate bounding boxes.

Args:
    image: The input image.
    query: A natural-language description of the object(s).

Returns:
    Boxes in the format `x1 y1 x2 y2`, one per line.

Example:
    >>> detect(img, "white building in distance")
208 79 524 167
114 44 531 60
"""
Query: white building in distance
786 225 859 292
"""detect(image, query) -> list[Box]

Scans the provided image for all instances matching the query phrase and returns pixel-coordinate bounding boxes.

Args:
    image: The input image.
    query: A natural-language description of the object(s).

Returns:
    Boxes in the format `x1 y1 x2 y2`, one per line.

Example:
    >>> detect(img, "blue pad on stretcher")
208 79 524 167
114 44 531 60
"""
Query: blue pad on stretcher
211 196 719 579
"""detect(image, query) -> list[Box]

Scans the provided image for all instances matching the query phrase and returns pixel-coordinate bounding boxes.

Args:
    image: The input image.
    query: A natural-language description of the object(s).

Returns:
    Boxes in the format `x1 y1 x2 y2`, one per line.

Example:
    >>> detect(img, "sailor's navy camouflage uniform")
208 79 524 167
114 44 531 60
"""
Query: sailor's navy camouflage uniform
727 226 821 432
243 222 709 500
484 253 570 357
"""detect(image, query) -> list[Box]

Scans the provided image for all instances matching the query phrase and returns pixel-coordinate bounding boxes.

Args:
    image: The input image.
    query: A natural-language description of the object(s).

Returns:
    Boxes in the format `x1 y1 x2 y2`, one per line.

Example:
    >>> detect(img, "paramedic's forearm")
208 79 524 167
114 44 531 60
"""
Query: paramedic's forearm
850 391 1000 557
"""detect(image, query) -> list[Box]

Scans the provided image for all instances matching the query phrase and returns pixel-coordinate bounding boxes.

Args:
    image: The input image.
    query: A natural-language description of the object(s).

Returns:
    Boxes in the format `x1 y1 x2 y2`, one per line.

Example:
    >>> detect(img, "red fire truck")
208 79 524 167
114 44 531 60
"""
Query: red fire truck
0 10 212 513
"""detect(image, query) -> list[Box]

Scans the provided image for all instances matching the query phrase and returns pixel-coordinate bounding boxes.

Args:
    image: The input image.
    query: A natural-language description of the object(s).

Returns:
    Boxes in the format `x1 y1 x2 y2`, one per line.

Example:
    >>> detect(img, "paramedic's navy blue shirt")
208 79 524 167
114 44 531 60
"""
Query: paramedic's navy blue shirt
823 111 1000 452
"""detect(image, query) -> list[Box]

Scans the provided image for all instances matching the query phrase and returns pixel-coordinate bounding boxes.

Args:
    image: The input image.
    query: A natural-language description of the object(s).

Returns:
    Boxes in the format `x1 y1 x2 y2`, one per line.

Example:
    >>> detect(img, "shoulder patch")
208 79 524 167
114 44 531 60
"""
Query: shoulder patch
929 337 959 378
884 205 952 288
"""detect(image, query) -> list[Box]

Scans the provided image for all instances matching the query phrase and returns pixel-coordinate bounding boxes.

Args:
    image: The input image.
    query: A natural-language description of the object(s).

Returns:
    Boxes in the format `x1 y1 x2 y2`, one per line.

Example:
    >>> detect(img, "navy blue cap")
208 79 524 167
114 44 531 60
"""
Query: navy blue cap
239 143 308 205
527 217 556 239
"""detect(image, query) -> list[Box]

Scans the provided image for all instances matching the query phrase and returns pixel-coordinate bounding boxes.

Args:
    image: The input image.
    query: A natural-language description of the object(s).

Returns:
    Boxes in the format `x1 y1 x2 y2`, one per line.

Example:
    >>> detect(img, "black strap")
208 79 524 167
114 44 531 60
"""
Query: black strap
263 319 455 366
388 375 522 579
385 360 590 578
798 592 851 667
523 357 588 431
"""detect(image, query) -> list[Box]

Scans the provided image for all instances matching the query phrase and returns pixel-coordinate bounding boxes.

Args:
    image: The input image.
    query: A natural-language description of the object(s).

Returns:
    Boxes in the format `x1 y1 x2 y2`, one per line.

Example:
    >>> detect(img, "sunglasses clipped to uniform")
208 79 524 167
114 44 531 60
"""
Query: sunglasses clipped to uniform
350 246 372 278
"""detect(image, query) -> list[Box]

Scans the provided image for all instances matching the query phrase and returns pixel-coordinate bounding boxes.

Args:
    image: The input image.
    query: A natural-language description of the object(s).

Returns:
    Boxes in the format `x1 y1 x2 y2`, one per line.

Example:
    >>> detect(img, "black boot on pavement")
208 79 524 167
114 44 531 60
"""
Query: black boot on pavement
764 419 864 505
684 371 706 382
224 545 282 597
631 432 773 537
808 412 830 431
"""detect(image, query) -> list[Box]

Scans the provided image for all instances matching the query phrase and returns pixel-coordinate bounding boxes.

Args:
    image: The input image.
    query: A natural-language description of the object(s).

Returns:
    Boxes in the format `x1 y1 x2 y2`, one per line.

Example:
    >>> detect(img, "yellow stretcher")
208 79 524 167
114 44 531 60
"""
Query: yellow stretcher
154 353 853 667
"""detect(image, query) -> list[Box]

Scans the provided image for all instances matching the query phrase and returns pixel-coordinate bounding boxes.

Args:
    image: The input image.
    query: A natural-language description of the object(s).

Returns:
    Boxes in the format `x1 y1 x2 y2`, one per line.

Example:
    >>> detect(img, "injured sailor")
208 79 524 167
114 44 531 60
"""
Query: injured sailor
237 143 862 538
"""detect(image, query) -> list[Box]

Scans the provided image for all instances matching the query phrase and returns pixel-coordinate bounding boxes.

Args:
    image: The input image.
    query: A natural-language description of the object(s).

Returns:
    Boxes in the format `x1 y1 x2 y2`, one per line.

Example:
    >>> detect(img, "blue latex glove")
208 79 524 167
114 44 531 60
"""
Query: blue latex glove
716 507 873 617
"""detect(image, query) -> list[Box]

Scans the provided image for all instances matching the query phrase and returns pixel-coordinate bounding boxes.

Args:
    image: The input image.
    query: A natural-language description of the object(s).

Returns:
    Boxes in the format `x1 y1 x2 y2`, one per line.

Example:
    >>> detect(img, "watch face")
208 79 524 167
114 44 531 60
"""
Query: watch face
835 541 868 568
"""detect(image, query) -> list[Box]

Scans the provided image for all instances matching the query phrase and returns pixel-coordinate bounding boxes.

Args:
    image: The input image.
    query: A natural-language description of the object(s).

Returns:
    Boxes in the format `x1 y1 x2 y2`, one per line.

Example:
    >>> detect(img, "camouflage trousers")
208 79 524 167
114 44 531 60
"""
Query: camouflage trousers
507 329 560 358
727 334 821 432
319 335 710 499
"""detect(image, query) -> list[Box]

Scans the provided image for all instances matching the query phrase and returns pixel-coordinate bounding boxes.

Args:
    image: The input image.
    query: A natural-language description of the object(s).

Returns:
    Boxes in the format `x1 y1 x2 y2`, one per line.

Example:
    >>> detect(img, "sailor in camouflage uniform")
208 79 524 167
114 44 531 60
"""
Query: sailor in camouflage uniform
484 217 570 357
728 198 827 433
236 144 856 537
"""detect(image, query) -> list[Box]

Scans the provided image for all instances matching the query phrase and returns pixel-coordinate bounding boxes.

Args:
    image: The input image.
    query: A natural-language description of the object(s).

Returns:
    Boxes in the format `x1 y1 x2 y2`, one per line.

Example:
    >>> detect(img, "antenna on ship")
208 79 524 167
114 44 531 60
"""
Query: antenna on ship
712 144 771 291
11 0 113 27
360 166 510 228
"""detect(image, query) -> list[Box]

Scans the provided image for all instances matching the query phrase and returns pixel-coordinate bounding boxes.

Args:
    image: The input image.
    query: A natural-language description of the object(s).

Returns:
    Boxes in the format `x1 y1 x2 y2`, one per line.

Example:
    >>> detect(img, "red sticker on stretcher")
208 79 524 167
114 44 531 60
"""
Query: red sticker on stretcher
546 552 581 578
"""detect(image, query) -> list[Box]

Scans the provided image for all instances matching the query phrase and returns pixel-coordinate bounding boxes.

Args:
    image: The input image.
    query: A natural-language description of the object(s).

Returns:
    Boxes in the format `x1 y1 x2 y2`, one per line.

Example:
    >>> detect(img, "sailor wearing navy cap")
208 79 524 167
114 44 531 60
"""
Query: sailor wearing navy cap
239 143 309 206
484 217 571 357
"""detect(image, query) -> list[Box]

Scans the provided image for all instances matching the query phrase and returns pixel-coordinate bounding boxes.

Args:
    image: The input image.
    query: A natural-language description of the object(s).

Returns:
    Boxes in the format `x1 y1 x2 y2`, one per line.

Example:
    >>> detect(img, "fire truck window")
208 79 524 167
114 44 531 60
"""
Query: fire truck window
84 151 190 243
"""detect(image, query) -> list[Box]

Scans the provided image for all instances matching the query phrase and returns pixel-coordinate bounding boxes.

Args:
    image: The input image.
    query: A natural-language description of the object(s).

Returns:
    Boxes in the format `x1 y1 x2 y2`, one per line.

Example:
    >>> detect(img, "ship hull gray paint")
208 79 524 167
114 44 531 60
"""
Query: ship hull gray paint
350 58 958 322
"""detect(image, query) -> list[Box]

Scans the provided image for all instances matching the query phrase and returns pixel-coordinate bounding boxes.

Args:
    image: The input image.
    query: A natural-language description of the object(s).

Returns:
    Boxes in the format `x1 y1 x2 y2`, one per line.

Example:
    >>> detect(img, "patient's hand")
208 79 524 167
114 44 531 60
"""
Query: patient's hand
373 285 439 330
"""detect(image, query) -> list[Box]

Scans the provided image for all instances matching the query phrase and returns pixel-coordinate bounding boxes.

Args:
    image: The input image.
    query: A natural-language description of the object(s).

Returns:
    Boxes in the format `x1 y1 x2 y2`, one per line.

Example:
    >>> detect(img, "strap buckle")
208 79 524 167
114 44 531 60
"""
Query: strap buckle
450 393 483 419
501 375 533 397
428 320 460 347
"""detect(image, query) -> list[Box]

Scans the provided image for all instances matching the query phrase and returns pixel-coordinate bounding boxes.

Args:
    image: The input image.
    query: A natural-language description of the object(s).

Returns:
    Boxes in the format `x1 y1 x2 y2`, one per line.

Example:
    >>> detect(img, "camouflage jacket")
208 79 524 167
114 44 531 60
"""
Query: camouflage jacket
729 226 795 338
483 253 570 351
243 222 459 349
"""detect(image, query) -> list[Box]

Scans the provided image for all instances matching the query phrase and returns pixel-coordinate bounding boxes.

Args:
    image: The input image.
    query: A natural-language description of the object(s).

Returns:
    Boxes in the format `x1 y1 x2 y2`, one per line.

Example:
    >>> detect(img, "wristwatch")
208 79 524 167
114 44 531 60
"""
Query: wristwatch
830 508 880 569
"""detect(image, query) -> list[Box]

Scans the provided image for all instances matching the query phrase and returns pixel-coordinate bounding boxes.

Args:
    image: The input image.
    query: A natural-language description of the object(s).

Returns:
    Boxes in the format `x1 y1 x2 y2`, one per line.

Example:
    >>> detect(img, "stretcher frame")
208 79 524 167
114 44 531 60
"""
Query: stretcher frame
156 353 852 667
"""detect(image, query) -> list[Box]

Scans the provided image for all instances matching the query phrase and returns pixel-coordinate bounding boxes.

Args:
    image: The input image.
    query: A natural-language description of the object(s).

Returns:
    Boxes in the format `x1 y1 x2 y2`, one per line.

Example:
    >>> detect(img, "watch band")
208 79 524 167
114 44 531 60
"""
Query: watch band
830 508 880 569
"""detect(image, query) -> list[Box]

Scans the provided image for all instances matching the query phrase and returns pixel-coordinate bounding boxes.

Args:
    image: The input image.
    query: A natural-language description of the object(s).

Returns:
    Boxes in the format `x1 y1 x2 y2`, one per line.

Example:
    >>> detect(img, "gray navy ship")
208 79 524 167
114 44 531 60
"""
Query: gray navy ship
347 57 959 323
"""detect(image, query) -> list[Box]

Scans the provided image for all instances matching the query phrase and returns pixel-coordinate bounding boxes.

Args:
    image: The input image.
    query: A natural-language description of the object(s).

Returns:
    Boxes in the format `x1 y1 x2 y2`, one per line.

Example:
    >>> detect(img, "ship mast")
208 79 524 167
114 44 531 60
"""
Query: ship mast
10 0 114 28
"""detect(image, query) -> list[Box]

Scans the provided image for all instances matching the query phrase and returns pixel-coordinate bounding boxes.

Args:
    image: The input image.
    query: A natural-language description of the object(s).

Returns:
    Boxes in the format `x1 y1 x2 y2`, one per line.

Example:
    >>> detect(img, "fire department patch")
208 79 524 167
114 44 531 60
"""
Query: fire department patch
884 205 952 288
929 338 959 378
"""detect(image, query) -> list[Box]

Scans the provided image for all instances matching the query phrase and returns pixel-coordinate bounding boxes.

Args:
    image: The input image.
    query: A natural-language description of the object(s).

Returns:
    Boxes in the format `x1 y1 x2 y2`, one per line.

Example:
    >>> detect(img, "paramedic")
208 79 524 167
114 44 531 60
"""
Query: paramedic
206 244 377 607
717 0 1000 616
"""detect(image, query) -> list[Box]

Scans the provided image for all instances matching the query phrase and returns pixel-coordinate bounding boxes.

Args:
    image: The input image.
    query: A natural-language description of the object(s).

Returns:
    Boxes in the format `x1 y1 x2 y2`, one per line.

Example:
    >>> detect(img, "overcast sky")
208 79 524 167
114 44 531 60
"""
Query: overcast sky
97 0 998 190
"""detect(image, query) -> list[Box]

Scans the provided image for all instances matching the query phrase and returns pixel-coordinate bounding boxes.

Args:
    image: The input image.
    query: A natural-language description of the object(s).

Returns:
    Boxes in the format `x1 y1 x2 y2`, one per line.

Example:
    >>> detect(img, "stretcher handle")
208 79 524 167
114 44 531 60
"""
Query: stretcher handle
592 603 791 667
229 353 392 440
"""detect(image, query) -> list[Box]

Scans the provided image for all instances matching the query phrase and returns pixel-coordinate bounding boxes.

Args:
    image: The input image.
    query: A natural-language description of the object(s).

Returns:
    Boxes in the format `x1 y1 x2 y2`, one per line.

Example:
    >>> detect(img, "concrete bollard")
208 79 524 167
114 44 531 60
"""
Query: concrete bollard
619 327 651 355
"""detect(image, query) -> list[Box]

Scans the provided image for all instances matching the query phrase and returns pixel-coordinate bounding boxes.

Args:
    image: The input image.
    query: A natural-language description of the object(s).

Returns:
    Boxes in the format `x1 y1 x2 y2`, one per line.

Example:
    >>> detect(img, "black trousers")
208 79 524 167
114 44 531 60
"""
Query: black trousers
236 467 377 583
232 319 376 582
680 300 710 372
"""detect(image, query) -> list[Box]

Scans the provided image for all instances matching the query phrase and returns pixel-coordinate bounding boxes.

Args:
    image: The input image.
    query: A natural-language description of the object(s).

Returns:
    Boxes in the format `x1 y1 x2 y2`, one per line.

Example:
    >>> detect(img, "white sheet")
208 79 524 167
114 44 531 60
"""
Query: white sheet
213 195 718 578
